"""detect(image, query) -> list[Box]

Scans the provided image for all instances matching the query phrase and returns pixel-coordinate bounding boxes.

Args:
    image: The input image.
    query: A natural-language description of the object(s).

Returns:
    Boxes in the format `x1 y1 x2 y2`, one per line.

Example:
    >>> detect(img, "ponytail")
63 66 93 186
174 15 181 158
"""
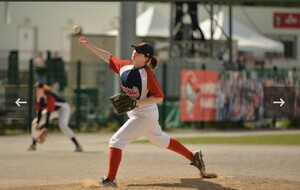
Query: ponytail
147 56 159 69
35 82 52 92
43 84 52 92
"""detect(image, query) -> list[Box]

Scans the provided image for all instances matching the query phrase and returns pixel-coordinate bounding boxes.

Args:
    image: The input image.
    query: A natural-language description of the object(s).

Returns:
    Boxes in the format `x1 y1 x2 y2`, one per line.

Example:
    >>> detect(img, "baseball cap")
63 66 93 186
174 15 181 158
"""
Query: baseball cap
35 82 52 91
35 82 44 88
131 42 154 58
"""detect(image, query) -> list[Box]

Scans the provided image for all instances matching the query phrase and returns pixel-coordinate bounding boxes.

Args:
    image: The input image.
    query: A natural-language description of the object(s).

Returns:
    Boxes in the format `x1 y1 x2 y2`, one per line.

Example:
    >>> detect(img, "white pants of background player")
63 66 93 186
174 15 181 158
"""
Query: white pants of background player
31 103 75 138
109 105 170 149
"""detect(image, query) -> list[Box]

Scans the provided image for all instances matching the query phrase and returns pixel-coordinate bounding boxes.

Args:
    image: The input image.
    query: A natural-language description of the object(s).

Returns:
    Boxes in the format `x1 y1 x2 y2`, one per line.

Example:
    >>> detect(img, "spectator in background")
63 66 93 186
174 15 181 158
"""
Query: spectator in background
236 53 246 70
45 51 67 92
52 51 60 59
52 51 67 92
34 51 47 84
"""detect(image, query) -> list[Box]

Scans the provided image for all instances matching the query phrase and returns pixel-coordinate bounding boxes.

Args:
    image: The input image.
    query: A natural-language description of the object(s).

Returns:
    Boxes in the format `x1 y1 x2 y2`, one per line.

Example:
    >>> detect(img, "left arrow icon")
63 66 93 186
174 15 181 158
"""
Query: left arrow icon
15 98 27 107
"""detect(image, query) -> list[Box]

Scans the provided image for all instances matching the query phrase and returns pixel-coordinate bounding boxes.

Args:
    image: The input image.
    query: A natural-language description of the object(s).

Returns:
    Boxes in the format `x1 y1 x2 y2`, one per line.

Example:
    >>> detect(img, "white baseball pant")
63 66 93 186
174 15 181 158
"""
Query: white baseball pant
109 105 170 150
31 103 75 138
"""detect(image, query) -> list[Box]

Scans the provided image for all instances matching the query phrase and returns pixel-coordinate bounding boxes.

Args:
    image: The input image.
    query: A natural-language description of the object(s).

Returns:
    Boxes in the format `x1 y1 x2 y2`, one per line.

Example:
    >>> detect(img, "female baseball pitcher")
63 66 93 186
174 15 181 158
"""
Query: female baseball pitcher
79 37 216 187
27 82 83 152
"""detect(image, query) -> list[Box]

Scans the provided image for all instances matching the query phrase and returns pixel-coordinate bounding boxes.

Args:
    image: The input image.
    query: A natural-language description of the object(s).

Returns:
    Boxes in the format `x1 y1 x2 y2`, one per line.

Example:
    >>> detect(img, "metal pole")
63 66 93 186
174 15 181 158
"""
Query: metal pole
229 2 233 66
119 2 137 60
28 59 34 133
114 31 120 95
169 2 176 58
119 2 136 123
4 2 11 25
161 62 167 130
210 3 214 58
76 60 81 131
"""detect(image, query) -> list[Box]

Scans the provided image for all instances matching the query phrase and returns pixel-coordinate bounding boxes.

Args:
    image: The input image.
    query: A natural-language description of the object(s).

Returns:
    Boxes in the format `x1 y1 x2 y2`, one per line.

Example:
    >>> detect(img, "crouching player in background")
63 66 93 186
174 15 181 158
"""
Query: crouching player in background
28 82 83 152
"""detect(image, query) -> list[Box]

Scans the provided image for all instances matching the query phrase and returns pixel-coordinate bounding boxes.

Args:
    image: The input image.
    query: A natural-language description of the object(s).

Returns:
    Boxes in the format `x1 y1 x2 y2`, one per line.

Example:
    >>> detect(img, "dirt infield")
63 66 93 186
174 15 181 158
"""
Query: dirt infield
3 176 300 190
1 131 300 190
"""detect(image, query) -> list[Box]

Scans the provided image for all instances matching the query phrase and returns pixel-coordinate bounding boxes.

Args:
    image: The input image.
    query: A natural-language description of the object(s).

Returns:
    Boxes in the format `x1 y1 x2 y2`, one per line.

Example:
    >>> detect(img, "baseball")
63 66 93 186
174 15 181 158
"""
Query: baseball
73 25 82 35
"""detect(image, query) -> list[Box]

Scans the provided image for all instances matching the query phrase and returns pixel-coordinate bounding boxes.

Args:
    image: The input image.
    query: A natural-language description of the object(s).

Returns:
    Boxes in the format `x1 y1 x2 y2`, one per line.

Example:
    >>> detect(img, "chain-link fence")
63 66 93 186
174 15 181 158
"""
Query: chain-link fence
1 53 300 131
0 91 94 131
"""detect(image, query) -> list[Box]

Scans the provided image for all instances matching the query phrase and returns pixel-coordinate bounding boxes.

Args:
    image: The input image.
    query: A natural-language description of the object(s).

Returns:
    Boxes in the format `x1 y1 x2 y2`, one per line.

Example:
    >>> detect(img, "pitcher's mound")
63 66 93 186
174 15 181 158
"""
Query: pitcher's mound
8 175 300 190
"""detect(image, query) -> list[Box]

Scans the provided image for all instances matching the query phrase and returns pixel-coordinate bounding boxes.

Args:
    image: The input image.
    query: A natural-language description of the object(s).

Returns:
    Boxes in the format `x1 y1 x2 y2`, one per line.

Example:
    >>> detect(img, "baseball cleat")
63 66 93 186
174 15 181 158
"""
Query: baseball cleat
75 145 83 152
191 150 205 173
100 176 117 187
191 150 217 178
27 144 36 151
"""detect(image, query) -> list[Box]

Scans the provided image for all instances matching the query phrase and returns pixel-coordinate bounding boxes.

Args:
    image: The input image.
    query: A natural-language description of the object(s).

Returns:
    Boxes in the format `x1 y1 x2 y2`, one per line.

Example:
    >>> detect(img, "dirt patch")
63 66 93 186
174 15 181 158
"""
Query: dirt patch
2 134 300 190
3 175 300 190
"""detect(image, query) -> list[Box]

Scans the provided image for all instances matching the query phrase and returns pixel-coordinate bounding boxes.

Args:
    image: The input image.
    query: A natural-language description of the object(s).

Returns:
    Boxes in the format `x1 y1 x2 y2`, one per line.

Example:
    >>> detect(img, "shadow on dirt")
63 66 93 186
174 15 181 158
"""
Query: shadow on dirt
126 178 237 190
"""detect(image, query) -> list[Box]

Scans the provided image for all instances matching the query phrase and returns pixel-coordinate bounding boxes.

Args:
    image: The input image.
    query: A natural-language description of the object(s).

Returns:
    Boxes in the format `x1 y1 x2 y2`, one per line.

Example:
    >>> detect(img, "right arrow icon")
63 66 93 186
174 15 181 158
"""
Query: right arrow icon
273 98 285 107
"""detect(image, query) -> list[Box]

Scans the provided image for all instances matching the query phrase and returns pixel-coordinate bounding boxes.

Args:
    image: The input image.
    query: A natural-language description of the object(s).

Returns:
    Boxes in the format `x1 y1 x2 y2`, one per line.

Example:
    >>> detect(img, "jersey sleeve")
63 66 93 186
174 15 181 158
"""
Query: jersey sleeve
109 55 132 74
146 68 165 98
35 101 42 111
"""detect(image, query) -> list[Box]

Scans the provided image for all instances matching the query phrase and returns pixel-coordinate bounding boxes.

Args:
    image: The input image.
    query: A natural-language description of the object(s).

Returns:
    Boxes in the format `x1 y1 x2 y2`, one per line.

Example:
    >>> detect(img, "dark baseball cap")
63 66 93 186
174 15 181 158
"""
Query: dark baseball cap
131 42 154 58
35 82 44 88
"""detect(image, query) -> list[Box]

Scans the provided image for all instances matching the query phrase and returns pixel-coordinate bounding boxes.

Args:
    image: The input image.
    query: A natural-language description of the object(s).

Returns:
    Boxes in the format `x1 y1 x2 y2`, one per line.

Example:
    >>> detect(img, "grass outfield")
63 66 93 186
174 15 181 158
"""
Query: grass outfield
137 134 300 145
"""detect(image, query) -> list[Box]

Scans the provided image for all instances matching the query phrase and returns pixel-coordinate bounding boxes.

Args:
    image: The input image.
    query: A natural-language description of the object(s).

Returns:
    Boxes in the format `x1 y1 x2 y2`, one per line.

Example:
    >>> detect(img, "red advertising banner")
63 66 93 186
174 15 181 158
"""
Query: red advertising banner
180 70 219 121
274 12 300 28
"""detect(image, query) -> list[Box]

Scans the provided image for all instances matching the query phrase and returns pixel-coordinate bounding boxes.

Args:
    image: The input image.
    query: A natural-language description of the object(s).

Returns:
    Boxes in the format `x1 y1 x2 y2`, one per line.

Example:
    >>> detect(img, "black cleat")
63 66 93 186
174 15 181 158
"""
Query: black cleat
190 150 205 173
100 176 117 187
27 144 36 151
190 150 217 178
75 145 83 152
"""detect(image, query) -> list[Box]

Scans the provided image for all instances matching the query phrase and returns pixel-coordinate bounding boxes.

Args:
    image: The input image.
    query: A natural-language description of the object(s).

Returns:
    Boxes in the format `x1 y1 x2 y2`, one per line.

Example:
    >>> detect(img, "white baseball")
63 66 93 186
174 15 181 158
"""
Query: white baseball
73 25 82 35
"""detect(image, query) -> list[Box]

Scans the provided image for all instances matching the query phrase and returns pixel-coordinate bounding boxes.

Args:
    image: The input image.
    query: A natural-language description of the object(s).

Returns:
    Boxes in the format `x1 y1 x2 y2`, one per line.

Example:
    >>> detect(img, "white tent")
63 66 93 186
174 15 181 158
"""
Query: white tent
200 12 284 53
107 8 283 53
106 7 169 37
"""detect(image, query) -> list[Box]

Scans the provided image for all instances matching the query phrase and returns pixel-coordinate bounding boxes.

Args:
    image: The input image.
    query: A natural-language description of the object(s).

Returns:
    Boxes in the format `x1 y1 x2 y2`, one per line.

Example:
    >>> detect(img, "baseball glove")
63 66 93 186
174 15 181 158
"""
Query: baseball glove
110 93 137 114
34 128 48 144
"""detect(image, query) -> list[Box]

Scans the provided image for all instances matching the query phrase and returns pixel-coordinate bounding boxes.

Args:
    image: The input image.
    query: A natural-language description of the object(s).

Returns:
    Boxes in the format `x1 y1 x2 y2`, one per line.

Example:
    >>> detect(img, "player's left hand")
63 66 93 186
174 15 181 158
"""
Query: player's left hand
35 128 48 144
109 93 137 114
34 123 39 130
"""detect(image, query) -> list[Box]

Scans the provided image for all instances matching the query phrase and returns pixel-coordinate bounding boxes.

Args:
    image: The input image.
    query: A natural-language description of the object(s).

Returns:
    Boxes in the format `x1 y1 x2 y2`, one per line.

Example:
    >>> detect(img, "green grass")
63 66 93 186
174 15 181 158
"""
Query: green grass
136 134 300 145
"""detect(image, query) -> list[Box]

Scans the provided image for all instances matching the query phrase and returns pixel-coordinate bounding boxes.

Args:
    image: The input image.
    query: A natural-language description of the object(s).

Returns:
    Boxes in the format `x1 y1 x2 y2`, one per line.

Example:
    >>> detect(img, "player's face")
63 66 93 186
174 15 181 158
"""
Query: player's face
131 50 147 63
36 88 45 98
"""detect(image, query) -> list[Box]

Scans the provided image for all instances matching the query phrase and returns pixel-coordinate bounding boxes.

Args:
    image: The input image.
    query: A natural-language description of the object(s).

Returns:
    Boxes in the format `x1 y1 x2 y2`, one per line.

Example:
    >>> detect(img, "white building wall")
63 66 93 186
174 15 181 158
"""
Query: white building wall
0 2 120 62
0 2 299 66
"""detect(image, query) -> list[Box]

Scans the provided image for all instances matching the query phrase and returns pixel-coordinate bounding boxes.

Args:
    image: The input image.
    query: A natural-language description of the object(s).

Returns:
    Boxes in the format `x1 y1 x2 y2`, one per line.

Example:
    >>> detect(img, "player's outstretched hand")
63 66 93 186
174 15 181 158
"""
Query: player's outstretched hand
78 36 90 46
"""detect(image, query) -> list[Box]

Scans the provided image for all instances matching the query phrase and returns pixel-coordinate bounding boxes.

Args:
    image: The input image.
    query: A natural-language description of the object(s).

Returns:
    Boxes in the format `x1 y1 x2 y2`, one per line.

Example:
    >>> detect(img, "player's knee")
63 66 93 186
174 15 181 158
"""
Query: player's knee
109 136 125 150
150 140 168 148
58 120 66 127
31 119 37 126
148 134 170 148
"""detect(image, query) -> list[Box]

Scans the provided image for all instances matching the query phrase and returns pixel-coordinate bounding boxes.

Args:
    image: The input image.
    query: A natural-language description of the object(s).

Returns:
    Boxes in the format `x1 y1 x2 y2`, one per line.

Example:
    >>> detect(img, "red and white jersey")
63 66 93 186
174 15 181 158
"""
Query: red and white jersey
36 92 66 112
109 56 164 113
109 55 164 102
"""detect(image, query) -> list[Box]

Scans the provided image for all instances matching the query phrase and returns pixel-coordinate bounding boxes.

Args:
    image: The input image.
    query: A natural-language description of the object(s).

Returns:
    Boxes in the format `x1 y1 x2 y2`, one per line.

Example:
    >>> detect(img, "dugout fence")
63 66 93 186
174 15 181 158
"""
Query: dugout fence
1 56 300 132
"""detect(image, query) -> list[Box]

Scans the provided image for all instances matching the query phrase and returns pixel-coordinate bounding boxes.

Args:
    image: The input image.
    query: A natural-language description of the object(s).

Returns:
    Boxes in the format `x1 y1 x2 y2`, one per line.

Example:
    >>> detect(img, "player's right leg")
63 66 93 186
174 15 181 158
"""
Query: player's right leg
100 116 151 186
28 118 38 151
